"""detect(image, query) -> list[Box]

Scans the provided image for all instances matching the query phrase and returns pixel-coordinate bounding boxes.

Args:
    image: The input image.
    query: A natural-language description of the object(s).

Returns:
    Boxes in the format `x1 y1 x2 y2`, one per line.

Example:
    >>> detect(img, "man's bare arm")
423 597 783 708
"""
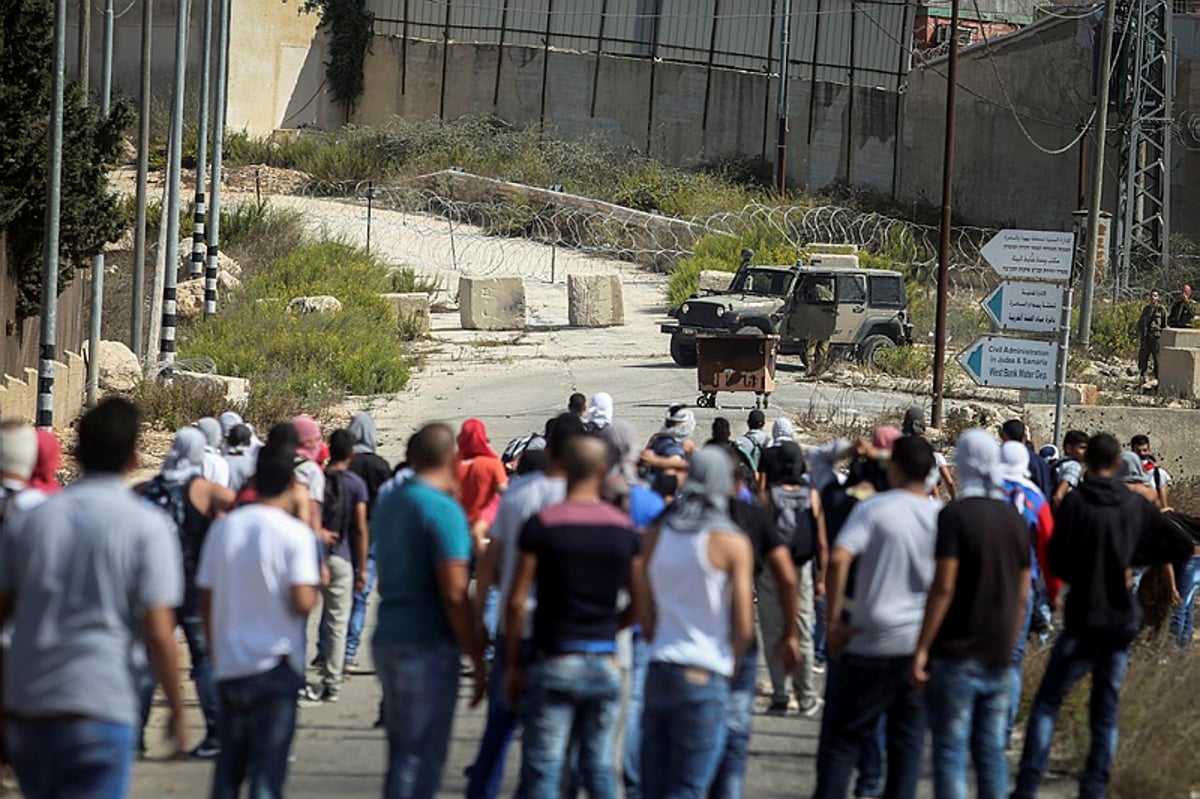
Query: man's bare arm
910 557 959 686
144 606 188 756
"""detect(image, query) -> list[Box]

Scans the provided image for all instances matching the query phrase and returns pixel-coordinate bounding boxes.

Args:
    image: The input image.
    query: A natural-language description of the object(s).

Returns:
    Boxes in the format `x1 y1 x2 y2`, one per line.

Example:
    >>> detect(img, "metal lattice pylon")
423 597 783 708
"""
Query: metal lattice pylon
1114 0 1174 292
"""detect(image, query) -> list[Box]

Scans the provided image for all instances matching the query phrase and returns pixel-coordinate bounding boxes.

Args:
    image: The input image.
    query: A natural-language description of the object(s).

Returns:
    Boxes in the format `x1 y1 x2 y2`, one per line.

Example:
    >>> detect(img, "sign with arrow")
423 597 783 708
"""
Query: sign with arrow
981 281 1065 334
959 336 1058 391
980 229 1075 283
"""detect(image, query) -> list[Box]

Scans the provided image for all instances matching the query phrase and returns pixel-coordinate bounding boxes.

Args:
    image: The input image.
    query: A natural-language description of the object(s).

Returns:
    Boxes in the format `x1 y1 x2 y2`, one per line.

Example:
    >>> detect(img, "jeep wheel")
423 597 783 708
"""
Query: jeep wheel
670 334 697 367
858 334 896 366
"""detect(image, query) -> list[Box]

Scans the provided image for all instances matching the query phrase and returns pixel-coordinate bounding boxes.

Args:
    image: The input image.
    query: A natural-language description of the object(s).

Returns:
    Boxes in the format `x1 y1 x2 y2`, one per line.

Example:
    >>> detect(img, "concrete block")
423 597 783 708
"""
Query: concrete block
288 295 343 315
1020 383 1099 406
174 371 251 405
568 274 625 328
1161 328 1200 349
1025 404 1200 479
380 293 432 335
1160 347 1200 399
459 276 526 331
699 270 734 294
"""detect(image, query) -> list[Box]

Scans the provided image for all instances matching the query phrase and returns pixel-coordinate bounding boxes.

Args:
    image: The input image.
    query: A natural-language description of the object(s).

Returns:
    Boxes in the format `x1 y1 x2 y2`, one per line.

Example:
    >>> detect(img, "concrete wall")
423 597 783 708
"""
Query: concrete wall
1025 404 1200 480
348 36 902 192
899 15 1200 243
0 351 88 429
65 0 322 135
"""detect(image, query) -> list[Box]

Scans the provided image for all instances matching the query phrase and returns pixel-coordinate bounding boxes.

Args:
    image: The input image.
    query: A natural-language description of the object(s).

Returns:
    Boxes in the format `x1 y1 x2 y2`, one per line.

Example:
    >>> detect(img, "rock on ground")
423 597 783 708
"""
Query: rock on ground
92 340 142 392
288 295 343 314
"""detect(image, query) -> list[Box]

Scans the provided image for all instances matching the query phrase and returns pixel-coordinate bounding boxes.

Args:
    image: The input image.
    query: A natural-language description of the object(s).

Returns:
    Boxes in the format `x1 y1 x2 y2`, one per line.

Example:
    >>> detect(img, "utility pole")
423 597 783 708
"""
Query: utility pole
85 0 115 407
1077 0 1117 347
205 0 232 318
160 0 192 368
774 0 793 196
191 0 216 280
930 0 959 429
78 0 90 88
131 0 152 358
38 0 69 428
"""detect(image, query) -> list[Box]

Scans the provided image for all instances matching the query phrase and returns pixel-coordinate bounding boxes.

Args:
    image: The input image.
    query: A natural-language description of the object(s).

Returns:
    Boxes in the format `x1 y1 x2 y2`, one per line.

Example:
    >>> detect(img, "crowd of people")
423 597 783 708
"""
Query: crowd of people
0 392 1197 799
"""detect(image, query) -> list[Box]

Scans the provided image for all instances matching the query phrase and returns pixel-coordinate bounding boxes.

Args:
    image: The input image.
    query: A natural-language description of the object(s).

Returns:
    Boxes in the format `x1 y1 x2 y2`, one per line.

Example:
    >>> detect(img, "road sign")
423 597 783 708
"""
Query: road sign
981 281 1065 334
959 336 1058 391
980 229 1075 282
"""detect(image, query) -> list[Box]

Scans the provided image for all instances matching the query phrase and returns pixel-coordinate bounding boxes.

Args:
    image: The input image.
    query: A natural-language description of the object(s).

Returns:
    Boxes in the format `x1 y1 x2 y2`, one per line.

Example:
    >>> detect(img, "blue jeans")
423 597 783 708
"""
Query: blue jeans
482 586 500 663
375 641 461 799
709 646 758 799
466 639 527 799
211 660 304 799
179 597 219 740
814 654 926 799
346 556 376 661
1008 588 1035 743
1014 625 1136 799
7 716 134 799
518 653 622 799
641 662 730 799
623 630 650 799
926 658 1010 799
813 596 828 665
1170 554 1200 646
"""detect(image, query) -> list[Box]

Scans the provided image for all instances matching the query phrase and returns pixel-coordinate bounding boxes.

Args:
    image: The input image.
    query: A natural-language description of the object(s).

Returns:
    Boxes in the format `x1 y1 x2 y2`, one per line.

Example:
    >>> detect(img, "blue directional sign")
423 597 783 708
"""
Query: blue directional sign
959 336 1058 391
981 281 1065 335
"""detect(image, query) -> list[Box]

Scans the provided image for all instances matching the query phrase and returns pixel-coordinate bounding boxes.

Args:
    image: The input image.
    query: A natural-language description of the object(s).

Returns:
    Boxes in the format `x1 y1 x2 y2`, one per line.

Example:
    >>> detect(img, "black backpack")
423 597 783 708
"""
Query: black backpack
770 484 817 565
322 469 351 542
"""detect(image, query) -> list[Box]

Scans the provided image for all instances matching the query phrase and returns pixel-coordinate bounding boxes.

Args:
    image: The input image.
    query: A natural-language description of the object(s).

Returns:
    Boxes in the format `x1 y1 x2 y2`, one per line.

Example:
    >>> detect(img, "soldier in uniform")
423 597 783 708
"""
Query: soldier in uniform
1137 290 1169 383
804 277 836 375
1168 283 1195 329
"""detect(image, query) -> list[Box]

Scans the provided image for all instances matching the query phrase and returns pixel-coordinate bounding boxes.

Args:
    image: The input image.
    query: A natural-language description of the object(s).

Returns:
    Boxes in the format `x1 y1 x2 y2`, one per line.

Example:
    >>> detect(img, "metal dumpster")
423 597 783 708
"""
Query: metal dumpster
695 333 779 409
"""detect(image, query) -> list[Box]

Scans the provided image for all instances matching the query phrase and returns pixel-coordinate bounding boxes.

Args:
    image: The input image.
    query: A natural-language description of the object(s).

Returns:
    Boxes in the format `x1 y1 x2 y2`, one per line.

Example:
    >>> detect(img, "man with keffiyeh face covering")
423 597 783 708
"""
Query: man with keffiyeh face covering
909 429 1031 799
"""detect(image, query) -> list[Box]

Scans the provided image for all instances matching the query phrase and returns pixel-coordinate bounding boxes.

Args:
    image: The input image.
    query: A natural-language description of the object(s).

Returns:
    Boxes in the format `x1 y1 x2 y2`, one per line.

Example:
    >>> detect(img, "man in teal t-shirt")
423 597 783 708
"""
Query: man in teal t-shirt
372 423 484 799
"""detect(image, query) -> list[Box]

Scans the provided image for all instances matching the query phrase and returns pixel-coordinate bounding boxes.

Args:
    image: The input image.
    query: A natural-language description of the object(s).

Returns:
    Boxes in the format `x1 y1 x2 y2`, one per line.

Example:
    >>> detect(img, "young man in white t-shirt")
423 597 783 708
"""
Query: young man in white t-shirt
815 435 942 799
198 446 321 799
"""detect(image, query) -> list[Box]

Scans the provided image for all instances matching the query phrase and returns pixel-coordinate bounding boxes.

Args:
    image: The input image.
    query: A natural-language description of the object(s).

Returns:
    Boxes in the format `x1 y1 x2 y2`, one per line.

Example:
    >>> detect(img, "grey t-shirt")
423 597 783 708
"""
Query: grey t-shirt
836 489 941 657
0 475 183 726
492 473 566 635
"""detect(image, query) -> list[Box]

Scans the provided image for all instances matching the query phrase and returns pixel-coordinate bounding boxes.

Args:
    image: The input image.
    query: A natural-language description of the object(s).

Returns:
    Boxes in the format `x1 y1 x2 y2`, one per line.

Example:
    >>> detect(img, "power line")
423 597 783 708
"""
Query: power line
968 0 1133 154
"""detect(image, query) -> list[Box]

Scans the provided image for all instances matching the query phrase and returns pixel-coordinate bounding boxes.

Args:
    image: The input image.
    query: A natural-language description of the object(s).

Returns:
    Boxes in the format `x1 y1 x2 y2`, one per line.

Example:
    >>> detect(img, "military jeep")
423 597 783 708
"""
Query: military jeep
661 252 913 368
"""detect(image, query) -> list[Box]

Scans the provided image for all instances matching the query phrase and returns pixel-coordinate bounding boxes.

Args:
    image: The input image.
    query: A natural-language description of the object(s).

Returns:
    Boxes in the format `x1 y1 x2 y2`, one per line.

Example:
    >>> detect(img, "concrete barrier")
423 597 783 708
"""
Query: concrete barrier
380 293 432 335
568 274 625 328
1162 328 1200 349
1025 404 1200 478
1161 348 1200 399
174 371 251 405
459 277 526 331
1019 383 1099 406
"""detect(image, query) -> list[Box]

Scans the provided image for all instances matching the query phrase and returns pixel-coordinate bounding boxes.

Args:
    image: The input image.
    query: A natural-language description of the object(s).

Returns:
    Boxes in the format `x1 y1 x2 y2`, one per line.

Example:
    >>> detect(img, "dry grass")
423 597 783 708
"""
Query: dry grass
1017 628 1200 798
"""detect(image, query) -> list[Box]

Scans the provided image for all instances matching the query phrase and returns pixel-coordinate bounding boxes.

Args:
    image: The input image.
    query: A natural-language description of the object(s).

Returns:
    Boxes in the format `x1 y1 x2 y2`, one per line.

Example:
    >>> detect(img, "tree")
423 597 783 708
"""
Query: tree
0 0 134 317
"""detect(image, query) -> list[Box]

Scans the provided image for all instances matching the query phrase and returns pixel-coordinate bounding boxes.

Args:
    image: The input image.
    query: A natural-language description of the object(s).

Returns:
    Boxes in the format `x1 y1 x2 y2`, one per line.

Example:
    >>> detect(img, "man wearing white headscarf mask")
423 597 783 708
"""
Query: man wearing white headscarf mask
195 417 232 488
640 405 696 494
138 427 236 759
909 429 1031 798
634 446 754 796
585 392 614 432
998 440 1058 745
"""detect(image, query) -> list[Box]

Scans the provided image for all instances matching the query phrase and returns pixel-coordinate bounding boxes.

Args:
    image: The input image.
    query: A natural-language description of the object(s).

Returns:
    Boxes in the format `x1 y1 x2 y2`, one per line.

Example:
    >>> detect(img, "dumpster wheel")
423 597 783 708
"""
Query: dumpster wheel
696 392 718 409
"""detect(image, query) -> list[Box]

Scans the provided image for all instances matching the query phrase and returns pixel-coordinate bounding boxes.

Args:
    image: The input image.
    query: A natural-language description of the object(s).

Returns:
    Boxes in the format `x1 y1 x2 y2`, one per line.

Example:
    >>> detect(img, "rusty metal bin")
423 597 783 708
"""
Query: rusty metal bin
695 333 779 409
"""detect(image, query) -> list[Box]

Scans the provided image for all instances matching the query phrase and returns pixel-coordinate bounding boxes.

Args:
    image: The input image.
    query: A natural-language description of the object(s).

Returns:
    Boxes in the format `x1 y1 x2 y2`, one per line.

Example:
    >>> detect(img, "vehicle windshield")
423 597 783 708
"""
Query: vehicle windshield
729 268 793 297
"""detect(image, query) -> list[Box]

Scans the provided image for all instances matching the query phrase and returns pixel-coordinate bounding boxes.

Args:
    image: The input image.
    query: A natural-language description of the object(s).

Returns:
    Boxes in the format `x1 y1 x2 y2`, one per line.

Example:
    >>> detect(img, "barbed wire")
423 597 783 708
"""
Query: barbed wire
278 174 1152 302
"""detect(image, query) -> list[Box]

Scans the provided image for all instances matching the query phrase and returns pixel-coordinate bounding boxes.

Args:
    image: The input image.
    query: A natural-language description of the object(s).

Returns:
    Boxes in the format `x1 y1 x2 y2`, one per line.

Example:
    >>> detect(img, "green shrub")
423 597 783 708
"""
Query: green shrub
130 379 229 432
1082 300 1142 360
872 345 931 380
182 241 413 403
387 265 442 295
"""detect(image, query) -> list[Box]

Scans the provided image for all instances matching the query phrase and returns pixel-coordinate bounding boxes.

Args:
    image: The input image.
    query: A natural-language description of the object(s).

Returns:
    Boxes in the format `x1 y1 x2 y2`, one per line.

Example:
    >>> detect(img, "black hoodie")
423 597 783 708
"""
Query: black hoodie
1050 475 1193 630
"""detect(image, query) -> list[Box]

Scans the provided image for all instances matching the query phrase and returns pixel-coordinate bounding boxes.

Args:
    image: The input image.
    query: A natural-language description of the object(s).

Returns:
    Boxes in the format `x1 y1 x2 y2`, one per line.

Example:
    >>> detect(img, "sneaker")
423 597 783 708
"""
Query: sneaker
799 697 824 718
310 654 325 670
299 685 334 707
813 660 827 675
189 738 221 759
345 657 361 671
766 699 790 716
